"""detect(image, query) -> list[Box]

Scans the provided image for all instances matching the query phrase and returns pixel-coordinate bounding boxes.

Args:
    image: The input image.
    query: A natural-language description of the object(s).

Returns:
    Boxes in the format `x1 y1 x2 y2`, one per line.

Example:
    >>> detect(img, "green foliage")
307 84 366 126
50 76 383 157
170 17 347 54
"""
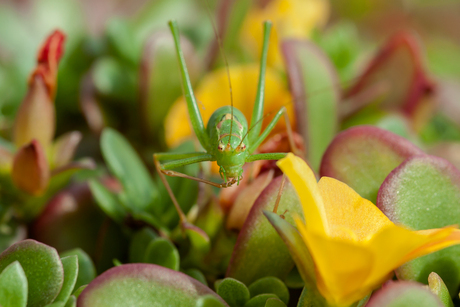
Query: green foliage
248 277 289 305
227 178 302 285
143 238 180 271
100 128 158 214
378 155 460 296
60 249 96 290
54 256 79 303
0 240 64 307
0 261 28 307
215 278 250 307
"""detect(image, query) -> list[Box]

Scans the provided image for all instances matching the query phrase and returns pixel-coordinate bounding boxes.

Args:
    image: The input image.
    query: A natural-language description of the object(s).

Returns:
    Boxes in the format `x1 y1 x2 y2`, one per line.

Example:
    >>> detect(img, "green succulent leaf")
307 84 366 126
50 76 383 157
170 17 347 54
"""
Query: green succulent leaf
143 238 180 271
64 296 76 307
264 298 286 307
0 261 28 307
77 264 227 307
183 268 208 286
248 277 289 305
282 39 339 172
54 255 79 303
89 179 126 223
366 281 443 307
72 286 86 298
216 278 250 307
60 249 96 291
428 272 454 307
100 128 158 214
244 294 278 307
0 240 64 307
227 177 302 285
129 228 158 263
196 295 227 307
377 155 460 296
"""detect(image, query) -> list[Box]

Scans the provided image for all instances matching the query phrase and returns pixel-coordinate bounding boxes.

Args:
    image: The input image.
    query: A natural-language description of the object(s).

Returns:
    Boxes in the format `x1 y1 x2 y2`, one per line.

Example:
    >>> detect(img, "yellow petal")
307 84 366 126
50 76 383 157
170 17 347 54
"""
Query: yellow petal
318 177 393 240
164 64 293 148
241 0 329 68
278 154 329 234
296 218 376 306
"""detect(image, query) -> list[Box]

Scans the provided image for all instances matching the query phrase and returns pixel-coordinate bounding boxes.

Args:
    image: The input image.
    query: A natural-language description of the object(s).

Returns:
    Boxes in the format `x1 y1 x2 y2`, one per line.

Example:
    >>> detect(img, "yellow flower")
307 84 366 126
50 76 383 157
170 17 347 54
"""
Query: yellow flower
165 64 293 148
276 153 460 306
241 0 329 68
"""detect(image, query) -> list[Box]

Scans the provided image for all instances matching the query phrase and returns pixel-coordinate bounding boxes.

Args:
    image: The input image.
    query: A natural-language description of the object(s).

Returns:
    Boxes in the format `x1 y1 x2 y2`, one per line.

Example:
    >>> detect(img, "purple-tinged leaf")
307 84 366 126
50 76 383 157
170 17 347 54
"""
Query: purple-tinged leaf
77 264 227 307
0 239 63 307
282 39 339 171
320 125 423 202
377 155 460 296
226 176 302 285
366 281 443 307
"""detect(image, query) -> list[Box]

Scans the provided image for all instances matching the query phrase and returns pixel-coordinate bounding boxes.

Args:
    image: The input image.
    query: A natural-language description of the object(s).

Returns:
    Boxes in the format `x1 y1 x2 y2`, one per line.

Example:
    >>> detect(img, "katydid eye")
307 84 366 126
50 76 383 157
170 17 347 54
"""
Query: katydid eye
218 144 224 151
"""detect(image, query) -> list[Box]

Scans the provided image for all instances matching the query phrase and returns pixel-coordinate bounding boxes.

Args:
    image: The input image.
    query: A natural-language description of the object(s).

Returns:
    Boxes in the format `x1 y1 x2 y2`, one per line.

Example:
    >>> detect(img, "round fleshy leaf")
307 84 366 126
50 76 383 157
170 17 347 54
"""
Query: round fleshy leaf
216 278 250 307
183 268 208 286
377 155 460 295
320 125 423 202
226 176 302 285
248 277 289 305
73 286 86 298
0 239 64 307
244 294 278 307
428 272 454 307
0 261 28 307
143 238 180 271
77 264 227 307
54 255 78 303
195 295 227 307
366 281 443 307
65 296 76 307
264 298 286 307
129 228 158 263
60 249 96 291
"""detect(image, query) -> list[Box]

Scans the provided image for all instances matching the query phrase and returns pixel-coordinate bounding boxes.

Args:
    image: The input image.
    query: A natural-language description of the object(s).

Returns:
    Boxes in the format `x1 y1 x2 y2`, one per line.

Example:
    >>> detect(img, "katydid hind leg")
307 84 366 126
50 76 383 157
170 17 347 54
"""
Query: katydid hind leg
249 21 272 145
169 21 210 151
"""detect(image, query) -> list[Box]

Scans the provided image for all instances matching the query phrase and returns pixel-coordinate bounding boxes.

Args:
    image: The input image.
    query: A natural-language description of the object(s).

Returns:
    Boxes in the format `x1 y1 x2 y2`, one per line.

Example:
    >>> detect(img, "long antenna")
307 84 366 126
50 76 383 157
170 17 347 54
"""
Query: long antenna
202 0 234 148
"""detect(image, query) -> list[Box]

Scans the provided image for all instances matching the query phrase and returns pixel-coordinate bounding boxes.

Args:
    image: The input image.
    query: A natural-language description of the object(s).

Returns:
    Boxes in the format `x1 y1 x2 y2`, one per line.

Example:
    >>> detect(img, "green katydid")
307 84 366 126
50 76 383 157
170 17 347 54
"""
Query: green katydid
154 20 296 223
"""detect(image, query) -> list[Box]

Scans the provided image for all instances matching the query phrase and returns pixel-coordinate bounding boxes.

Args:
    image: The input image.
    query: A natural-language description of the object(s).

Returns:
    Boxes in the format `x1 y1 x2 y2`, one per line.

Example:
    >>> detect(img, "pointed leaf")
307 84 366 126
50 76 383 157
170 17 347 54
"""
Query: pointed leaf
428 272 454 307
345 32 433 117
320 126 423 202
296 287 327 307
65 296 76 307
282 39 339 171
0 239 64 307
52 131 82 168
100 128 158 213
263 212 316 290
377 155 460 296
77 264 227 306
54 256 78 303
0 261 28 307
12 140 50 195
60 249 96 291
89 179 127 223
